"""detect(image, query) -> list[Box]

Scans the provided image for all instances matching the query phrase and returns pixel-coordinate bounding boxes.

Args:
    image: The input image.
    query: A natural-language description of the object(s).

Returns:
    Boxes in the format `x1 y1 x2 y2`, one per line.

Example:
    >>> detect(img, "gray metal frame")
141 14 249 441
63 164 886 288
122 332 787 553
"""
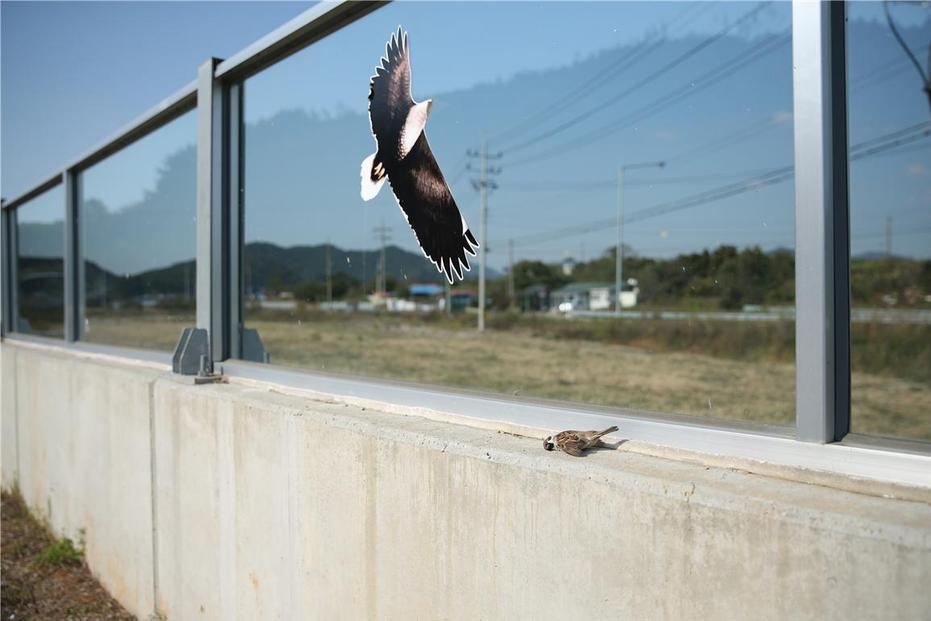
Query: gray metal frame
213 1 384 83
2 82 196 212
2 1 930 486
1 204 14 336
2 75 196 342
792 1 851 443
7 208 20 333
196 58 232 366
228 83 245 360
63 170 83 342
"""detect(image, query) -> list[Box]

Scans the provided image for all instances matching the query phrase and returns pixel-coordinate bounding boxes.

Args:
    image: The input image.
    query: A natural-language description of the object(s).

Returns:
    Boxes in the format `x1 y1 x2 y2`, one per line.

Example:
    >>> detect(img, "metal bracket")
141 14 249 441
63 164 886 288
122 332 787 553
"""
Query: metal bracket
241 327 270 364
172 327 221 383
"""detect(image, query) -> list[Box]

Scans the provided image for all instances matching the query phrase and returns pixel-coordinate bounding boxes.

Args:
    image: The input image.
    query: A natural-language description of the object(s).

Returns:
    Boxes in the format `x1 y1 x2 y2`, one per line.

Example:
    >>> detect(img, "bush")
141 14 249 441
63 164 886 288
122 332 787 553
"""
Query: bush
35 536 83 567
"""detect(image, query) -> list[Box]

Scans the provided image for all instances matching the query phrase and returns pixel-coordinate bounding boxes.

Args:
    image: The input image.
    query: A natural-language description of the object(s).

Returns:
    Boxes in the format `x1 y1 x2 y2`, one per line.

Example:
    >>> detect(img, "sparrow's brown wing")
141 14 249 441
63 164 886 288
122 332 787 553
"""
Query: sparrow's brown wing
556 432 586 457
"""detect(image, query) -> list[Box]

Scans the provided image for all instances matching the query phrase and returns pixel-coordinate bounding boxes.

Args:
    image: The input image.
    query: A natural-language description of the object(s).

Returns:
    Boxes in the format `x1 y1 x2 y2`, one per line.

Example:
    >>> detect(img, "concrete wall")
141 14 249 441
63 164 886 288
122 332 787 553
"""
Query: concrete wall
2 339 931 620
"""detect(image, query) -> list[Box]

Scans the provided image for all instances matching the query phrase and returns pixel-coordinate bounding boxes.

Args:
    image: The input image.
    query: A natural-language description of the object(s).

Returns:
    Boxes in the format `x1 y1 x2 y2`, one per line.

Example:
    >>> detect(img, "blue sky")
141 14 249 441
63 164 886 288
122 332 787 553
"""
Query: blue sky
1 1 312 201
3 1 930 271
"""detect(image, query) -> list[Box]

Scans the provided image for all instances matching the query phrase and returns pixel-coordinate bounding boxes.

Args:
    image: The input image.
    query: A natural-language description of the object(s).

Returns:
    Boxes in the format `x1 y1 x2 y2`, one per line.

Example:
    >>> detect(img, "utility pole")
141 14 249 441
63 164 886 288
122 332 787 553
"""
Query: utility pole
507 238 515 310
616 160 665 314
372 223 391 294
467 137 502 332
885 215 892 258
615 167 624 316
325 239 332 303
184 262 191 302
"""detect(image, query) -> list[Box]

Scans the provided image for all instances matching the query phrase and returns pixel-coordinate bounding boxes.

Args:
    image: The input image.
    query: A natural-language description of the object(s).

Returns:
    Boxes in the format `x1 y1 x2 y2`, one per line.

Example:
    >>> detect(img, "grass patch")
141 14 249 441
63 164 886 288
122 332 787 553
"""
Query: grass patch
1 490 133 620
35 535 83 568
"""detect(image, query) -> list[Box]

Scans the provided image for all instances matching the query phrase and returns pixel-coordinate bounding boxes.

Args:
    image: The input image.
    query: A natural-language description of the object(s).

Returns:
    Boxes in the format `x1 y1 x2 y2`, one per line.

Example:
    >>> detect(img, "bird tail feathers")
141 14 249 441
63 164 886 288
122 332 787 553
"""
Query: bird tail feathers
593 425 619 440
360 153 387 201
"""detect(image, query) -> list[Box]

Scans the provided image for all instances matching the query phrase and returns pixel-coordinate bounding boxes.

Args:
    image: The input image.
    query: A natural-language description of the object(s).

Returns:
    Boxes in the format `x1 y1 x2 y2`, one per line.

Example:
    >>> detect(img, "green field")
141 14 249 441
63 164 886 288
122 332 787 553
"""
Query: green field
75 307 931 441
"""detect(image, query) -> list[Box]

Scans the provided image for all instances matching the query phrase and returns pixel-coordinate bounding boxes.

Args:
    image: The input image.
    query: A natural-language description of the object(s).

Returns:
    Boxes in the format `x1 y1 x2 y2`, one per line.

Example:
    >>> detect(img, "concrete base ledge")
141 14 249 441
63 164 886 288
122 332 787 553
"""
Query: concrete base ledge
2 340 930 620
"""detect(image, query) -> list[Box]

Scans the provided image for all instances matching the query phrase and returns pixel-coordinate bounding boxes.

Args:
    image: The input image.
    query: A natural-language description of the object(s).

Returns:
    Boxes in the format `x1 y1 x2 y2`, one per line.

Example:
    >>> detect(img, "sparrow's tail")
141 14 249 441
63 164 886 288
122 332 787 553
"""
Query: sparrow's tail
360 152 387 201
593 425 619 440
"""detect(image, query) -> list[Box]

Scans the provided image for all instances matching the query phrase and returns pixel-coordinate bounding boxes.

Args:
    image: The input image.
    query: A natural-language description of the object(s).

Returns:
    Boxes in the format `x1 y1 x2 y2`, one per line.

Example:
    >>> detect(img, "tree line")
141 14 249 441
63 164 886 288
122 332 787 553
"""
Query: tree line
495 245 931 310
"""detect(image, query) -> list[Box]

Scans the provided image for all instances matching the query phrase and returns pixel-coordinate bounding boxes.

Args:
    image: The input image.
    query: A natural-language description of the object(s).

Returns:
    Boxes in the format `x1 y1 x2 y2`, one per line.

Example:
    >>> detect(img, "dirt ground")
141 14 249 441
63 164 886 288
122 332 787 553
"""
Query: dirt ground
1 490 135 621
79 311 931 440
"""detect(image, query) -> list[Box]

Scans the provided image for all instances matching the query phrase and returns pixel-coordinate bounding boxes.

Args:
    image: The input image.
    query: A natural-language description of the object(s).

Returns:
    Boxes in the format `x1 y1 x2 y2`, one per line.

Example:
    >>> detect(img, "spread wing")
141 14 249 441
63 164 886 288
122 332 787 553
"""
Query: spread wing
386 132 479 284
368 27 413 148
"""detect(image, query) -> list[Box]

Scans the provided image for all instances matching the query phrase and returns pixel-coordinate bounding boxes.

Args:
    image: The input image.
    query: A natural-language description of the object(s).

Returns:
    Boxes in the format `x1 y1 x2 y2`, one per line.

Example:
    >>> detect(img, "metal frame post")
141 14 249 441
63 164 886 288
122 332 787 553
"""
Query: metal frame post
792 0 850 442
63 170 83 342
8 209 20 333
1 203 13 336
228 82 244 360
196 58 231 366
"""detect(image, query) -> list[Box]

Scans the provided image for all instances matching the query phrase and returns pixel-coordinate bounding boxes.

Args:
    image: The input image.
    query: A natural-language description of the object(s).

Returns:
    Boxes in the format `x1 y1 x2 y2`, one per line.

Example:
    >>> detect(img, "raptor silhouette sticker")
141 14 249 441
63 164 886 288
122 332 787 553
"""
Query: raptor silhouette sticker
360 27 478 284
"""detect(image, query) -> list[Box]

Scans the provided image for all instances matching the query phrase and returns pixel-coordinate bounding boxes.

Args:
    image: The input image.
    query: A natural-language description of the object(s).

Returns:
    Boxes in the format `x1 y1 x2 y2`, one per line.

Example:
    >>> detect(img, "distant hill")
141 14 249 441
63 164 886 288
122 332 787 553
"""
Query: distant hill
77 241 499 301
242 241 499 293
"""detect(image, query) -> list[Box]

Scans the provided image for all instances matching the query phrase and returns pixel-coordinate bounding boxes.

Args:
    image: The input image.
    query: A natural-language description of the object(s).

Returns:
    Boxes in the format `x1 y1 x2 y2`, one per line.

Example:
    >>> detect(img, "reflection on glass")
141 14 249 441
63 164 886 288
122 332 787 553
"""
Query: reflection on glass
79 110 196 351
847 3 931 441
14 186 65 338
242 1 799 425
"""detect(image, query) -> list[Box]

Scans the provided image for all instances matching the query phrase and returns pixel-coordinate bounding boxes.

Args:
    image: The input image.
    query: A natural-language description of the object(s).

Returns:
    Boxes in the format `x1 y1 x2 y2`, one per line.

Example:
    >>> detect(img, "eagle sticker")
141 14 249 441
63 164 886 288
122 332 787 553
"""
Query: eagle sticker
360 27 478 284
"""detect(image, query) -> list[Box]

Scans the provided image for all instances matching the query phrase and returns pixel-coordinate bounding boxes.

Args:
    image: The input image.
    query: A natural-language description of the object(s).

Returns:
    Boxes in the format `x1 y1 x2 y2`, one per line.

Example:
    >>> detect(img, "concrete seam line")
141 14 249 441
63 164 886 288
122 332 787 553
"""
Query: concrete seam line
147 376 160 617
14 346 21 485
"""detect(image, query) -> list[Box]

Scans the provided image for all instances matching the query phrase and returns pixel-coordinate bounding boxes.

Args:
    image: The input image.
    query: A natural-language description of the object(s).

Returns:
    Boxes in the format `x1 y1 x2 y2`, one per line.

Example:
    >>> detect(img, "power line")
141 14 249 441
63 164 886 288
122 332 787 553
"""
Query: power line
506 31 790 168
665 112 791 165
499 122 931 249
506 43 911 179
504 168 780 192
849 122 931 161
488 3 707 145
883 0 931 111
498 2 775 155
849 43 931 91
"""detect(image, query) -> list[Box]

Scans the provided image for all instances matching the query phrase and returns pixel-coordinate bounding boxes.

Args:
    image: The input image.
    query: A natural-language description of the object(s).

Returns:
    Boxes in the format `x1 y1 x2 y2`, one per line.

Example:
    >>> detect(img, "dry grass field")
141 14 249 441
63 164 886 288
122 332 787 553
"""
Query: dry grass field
80 308 931 440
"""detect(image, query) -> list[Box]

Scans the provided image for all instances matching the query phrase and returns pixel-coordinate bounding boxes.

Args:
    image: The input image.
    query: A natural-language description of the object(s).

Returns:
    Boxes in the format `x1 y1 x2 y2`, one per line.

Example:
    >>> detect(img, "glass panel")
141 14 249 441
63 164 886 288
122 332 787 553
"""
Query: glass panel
79 109 196 350
847 3 931 441
14 185 65 338
241 1 797 426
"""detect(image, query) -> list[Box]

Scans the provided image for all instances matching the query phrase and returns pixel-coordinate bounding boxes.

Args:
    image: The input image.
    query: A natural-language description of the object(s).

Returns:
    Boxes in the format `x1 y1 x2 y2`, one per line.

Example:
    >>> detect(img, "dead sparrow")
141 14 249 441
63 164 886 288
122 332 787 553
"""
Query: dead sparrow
543 426 619 457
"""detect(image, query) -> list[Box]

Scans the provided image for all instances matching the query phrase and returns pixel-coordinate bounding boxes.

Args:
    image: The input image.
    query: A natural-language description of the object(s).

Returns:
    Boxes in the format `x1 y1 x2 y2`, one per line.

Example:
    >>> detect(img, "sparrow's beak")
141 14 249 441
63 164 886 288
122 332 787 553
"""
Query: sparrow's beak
543 440 555 451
